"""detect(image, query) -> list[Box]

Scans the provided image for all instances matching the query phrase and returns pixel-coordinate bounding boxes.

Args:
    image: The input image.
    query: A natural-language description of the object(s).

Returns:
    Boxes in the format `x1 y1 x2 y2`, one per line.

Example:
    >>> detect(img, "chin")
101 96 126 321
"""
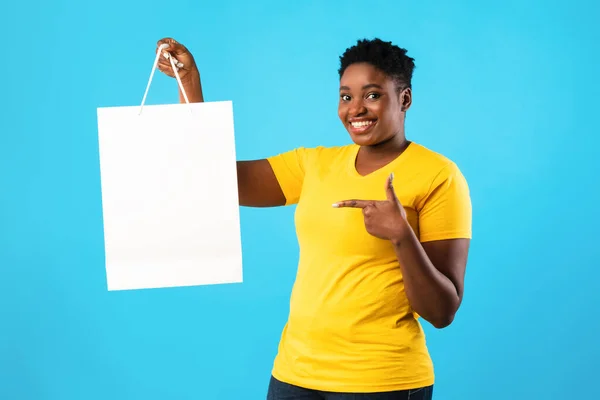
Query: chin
348 132 380 146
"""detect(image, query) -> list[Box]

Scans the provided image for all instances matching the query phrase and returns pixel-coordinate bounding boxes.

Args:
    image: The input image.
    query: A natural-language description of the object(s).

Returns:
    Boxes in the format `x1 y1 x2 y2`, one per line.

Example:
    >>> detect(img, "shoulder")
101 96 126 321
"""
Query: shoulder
300 144 355 155
403 142 470 212
408 142 455 169
266 144 355 179
288 143 356 164
407 142 466 182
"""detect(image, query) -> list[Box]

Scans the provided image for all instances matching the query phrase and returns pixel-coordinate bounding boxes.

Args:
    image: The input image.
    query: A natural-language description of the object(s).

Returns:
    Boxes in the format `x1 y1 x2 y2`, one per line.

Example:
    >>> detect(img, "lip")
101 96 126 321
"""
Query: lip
348 119 377 135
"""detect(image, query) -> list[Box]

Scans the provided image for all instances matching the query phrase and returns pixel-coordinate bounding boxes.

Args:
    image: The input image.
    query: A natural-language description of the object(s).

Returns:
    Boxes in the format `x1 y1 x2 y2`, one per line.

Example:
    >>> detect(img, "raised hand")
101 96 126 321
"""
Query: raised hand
333 173 410 243
155 37 204 103
155 38 198 82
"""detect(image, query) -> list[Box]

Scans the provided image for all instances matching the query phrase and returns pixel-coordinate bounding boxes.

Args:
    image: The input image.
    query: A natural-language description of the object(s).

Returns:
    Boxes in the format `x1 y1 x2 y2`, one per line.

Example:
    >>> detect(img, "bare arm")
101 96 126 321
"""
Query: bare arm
236 160 286 207
392 232 470 328
156 38 286 208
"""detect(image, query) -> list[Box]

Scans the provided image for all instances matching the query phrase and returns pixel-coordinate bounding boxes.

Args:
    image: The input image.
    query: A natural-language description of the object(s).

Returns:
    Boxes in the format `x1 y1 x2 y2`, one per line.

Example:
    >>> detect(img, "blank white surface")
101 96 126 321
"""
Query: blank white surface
96 101 242 291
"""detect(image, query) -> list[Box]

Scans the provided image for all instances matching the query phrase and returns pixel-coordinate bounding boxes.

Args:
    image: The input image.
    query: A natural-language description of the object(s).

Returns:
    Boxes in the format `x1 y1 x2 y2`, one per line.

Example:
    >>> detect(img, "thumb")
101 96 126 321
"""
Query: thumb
386 173 399 203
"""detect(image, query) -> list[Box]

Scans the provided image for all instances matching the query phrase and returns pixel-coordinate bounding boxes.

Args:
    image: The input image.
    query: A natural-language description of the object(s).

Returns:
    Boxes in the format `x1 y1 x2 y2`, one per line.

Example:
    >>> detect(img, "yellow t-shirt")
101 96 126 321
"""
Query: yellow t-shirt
266 142 472 393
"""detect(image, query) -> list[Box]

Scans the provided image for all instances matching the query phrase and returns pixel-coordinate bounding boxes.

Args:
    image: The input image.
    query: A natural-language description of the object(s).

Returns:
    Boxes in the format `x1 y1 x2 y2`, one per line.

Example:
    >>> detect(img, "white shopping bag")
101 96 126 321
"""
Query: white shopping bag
96 45 242 291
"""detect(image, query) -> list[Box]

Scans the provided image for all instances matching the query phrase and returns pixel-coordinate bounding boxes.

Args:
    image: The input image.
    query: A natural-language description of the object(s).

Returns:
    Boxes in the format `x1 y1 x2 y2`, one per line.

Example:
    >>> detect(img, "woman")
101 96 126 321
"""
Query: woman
156 37 472 400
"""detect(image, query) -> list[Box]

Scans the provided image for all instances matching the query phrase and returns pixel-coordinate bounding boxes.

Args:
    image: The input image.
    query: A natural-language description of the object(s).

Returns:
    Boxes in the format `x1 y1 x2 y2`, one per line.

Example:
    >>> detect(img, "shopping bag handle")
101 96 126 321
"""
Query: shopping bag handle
139 43 191 115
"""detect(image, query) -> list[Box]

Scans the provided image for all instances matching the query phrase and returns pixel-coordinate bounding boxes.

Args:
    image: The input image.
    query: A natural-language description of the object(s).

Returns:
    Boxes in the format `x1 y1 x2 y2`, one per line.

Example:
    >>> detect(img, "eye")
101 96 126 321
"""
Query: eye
366 92 381 100
340 94 351 102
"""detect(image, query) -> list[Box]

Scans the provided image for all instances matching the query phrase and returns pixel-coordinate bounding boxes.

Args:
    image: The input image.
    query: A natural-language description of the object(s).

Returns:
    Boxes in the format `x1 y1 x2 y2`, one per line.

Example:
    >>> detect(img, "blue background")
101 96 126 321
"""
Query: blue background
1 0 598 399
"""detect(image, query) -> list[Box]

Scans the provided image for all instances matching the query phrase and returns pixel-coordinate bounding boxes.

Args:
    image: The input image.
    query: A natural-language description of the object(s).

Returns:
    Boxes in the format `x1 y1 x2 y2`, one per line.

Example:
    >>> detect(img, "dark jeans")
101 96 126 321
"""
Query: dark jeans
267 376 434 400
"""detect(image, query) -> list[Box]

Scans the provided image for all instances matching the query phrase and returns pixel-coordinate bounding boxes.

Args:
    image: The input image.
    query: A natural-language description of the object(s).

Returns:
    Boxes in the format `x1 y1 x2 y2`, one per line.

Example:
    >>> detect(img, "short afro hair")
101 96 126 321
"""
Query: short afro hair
338 38 415 91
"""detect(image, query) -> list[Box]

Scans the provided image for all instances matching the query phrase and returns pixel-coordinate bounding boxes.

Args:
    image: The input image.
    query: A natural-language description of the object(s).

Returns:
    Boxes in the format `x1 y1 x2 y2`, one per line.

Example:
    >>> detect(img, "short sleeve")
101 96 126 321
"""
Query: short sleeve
267 147 309 205
417 162 472 242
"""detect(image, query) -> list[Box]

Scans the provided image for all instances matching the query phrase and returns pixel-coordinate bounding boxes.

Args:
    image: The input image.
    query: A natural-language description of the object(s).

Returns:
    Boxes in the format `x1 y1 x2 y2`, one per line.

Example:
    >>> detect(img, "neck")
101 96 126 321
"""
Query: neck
362 131 409 157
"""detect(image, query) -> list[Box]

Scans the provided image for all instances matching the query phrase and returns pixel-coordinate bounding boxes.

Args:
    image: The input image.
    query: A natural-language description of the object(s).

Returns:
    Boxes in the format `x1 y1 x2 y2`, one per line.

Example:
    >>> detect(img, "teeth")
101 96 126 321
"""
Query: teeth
351 120 374 128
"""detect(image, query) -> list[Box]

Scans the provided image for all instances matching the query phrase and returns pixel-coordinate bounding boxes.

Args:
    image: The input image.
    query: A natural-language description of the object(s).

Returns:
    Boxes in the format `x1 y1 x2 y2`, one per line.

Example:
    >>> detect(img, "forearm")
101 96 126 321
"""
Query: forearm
392 223 460 328
180 68 204 103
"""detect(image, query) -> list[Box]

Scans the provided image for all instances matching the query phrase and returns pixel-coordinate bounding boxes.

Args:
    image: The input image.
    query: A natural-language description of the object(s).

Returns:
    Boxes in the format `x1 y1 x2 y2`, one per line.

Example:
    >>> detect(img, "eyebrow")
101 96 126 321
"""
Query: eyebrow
339 83 384 91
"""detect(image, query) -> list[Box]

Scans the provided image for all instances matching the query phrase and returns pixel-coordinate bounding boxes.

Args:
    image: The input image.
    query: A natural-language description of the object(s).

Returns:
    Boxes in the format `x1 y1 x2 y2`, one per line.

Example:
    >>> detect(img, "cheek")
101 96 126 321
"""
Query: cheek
372 103 396 123
366 103 382 119
337 104 346 121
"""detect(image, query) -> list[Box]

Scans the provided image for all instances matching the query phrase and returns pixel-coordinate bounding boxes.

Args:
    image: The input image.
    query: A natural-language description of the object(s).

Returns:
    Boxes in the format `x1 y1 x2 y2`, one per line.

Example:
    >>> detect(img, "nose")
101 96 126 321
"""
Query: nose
348 98 367 117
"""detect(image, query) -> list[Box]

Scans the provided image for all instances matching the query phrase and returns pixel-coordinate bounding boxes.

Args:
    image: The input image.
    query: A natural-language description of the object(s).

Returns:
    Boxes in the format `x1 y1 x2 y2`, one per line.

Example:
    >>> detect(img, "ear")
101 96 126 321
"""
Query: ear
400 87 412 112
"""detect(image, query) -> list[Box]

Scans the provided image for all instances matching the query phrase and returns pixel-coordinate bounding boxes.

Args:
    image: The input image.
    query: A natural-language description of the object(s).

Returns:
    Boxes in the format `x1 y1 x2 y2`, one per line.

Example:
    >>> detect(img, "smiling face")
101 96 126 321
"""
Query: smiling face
338 62 411 147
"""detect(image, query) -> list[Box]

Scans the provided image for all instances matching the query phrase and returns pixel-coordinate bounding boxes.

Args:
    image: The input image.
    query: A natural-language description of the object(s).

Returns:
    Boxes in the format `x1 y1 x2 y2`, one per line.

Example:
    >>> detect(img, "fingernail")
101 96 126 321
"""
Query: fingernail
332 203 339 208
177 62 184 68
390 172 394 181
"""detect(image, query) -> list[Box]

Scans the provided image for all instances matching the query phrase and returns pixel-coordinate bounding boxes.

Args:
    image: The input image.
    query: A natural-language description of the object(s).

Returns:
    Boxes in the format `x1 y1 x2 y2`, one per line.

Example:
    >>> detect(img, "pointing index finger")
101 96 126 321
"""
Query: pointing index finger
332 200 371 208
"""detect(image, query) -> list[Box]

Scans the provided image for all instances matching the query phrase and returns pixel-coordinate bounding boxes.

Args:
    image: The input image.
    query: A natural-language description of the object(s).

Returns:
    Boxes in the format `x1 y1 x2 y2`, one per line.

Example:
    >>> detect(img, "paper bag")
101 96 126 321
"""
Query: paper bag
96 48 242 291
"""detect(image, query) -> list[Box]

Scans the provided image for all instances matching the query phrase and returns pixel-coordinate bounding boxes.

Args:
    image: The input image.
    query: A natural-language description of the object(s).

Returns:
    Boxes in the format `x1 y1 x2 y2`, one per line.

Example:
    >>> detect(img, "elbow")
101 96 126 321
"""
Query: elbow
429 296 462 329
431 315 454 329
414 307 456 329
412 293 462 329
428 312 456 329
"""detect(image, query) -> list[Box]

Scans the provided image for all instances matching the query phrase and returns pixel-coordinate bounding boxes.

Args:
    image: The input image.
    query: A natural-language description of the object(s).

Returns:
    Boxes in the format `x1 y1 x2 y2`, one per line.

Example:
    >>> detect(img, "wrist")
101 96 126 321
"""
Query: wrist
390 217 412 246
181 67 200 86
179 67 203 103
